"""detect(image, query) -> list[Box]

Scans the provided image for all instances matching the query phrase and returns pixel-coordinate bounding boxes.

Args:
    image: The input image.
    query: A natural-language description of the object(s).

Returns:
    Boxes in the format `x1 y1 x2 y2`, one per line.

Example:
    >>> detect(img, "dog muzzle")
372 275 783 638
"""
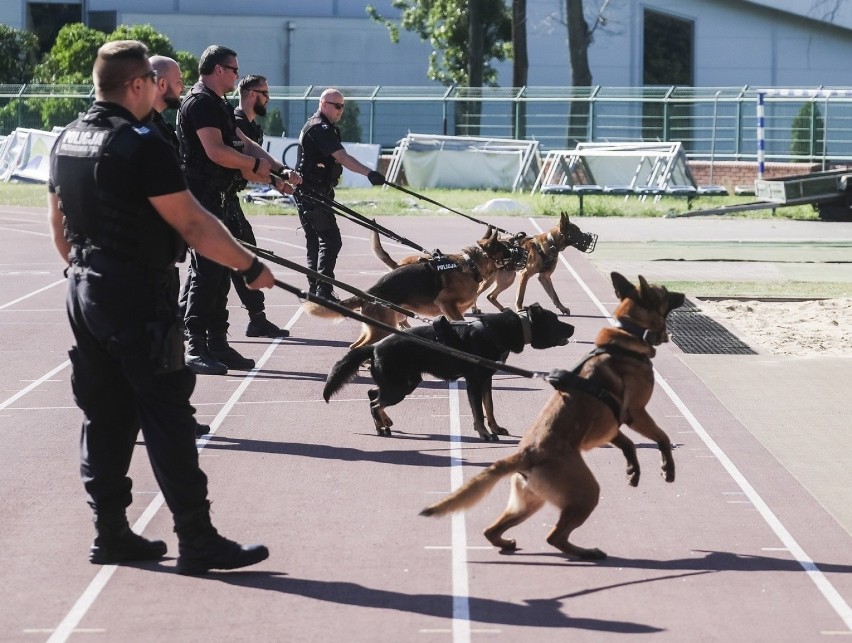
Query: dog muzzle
569 231 598 253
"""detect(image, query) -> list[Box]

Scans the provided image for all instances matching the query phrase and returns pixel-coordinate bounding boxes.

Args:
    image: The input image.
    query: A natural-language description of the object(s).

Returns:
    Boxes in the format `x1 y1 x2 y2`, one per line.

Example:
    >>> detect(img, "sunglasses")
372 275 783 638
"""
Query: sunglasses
221 63 240 75
324 101 345 110
128 69 158 84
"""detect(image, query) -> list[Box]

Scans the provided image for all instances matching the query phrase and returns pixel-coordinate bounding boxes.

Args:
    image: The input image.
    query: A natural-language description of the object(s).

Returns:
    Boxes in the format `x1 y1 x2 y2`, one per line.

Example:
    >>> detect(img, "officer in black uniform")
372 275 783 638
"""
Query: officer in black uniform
225 73 289 338
48 40 278 574
295 88 385 300
177 45 295 375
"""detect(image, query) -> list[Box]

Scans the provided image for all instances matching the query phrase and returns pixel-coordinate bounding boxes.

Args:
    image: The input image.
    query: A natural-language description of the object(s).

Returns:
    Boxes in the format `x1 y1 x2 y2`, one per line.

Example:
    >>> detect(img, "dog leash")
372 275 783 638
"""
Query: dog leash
383 179 514 235
241 241 418 319
272 277 550 380
296 187 430 254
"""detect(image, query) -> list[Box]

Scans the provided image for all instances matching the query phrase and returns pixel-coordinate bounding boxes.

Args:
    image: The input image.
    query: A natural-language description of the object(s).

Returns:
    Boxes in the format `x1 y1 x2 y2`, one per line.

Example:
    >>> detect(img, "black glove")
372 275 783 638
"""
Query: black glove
545 368 578 392
367 170 386 186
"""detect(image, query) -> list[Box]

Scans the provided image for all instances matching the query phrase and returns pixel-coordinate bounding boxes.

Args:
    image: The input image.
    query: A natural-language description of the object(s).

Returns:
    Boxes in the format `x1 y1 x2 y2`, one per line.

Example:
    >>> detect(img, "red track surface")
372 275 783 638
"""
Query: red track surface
0 206 849 642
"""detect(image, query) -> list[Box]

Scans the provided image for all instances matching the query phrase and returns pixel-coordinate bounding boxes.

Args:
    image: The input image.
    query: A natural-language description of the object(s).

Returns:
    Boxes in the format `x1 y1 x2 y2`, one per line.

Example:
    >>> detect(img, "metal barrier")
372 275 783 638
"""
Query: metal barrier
3 84 852 167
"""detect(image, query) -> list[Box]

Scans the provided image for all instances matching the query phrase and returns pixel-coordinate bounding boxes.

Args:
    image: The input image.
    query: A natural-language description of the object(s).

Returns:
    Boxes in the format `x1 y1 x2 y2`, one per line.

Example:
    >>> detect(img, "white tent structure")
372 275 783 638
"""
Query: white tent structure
385 133 539 192
0 128 60 183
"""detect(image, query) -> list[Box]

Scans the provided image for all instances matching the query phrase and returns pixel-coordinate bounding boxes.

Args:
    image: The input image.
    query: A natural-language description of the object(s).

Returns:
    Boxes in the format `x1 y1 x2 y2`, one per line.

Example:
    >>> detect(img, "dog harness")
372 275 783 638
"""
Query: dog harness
546 343 652 421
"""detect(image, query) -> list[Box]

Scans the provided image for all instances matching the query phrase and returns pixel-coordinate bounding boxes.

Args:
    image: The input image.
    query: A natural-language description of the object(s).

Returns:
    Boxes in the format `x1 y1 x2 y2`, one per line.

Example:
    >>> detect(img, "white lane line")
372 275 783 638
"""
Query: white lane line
47 334 290 642
0 360 70 412
448 381 471 643
0 278 65 311
527 216 852 632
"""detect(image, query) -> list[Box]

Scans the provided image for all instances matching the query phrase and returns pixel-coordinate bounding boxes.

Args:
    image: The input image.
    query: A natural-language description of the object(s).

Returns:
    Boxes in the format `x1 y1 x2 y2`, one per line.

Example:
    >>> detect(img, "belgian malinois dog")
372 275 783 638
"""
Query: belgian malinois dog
473 212 597 315
323 304 575 440
304 231 511 349
421 272 685 559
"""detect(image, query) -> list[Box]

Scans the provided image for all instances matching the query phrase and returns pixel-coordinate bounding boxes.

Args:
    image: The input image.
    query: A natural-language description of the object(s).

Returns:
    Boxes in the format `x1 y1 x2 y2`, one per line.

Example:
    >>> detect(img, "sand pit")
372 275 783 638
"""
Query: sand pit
697 298 852 356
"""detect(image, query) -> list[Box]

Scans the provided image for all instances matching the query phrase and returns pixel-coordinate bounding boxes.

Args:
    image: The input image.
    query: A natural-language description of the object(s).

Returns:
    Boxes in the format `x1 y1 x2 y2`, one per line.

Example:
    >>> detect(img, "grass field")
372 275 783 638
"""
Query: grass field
0 180 822 220
7 179 846 298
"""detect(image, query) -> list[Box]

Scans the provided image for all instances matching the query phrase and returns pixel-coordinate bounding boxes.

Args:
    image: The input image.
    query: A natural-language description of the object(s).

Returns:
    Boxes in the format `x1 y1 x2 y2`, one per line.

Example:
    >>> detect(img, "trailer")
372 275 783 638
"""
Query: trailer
678 168 852 220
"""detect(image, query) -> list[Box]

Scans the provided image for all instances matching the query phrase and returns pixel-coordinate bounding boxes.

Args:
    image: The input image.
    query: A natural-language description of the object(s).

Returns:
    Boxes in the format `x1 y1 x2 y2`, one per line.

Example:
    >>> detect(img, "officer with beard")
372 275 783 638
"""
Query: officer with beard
224 74 289 339
148 55 183 149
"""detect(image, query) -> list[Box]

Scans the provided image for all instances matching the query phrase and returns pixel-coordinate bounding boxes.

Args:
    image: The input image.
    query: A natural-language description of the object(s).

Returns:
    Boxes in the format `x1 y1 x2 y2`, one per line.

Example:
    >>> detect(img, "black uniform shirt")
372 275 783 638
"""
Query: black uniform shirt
149 109 181 156
301 111 343 159
178 81 239 166
234 107 263 146
49 102 187 202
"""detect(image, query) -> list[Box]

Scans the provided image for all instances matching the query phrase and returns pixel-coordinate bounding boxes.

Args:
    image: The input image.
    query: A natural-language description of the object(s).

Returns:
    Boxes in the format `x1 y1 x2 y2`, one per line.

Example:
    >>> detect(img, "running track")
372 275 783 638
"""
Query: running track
0 205 849 642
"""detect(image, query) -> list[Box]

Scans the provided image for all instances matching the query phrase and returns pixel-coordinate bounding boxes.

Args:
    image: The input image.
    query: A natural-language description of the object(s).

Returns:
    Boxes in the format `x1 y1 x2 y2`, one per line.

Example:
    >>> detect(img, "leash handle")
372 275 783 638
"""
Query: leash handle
384 180 512 235
273 278 547 381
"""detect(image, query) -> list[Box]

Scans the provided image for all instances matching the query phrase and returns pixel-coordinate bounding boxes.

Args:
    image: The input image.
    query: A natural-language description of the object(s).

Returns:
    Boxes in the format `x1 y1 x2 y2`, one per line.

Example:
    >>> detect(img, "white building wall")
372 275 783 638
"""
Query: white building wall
3 0 852 89
119 12 440 88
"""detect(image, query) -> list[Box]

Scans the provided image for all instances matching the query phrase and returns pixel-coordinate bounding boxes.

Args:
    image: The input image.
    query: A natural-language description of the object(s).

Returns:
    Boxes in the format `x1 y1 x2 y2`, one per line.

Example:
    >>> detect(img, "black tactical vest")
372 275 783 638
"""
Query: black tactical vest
297 112 344 189
177 82 243 191
52 106 184 271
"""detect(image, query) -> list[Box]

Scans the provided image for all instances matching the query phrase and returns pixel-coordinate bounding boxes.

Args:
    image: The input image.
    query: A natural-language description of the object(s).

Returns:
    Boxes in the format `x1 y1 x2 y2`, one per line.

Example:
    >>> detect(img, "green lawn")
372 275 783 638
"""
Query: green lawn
0 180 821 220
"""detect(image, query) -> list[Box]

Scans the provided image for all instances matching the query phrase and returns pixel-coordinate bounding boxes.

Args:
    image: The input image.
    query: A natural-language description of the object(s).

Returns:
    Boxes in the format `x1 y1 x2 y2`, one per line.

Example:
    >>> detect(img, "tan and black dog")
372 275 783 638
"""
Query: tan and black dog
421 272 685 560
304 231 512 349
323 304 575 440
473 212 597 315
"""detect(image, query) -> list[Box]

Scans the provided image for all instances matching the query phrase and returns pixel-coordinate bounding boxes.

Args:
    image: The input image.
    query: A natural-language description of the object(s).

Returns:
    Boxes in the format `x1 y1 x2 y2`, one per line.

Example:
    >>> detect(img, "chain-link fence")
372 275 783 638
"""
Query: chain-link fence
3 84 852 166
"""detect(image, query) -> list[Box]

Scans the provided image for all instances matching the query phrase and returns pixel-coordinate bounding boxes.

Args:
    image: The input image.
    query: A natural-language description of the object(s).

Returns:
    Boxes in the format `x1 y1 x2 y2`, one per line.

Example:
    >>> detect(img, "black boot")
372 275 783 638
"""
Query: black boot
246 312 289 338
208 333 255 370
90 513 167 565
185 333 227 376
175 507 268 576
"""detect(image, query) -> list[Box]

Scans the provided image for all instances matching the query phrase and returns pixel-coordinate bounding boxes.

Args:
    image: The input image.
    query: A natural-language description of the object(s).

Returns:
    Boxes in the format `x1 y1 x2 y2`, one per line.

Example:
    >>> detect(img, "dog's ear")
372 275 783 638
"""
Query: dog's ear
559 211 570 229
482 225 494 241
667 291 686 313
611 272 638 301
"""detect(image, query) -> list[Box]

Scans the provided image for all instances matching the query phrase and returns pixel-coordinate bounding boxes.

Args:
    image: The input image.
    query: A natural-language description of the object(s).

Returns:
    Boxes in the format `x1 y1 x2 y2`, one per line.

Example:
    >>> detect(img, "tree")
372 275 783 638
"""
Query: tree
0 25 40 83
511 0 528 138
790 102 825 161
367 0 511 136
366 1 511 88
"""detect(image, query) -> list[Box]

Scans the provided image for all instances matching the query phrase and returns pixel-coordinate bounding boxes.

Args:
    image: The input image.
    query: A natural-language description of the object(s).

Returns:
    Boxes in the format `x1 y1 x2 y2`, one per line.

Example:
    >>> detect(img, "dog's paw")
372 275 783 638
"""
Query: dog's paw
627 472 640 487
662 462 675 483
491 425 510 436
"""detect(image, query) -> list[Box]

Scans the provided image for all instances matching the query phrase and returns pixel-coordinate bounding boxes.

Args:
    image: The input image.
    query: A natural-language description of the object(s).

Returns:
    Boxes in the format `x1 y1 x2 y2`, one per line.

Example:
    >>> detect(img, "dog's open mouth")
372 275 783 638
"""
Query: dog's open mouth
569 231 598 254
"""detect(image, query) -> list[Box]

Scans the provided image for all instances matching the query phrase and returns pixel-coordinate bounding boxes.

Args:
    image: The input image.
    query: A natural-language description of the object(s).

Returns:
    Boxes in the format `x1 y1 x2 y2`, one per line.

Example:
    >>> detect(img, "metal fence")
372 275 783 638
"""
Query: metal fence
3 84 852 166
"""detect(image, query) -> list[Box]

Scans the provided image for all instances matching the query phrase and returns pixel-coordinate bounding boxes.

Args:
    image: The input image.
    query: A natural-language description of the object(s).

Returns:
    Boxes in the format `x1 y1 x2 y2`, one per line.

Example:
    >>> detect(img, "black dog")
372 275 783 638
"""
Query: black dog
322 304 575 440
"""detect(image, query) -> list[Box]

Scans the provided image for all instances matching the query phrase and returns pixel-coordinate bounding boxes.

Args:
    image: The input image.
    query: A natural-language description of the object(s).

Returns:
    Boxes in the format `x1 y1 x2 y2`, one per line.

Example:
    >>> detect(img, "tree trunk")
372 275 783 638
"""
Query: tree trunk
463 0 485 136
566 0 593 145
512 0 528 139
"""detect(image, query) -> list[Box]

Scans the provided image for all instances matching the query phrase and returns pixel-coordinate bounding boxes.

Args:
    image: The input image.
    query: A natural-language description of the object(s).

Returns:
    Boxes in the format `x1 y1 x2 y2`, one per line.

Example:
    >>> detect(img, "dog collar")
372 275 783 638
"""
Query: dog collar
461 251 482 282
517 308 533 344
615 319 663 345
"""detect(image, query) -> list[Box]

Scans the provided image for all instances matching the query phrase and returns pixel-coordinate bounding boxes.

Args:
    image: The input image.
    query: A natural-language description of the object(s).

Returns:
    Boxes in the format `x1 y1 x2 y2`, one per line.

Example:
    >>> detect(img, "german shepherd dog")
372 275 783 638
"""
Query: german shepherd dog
473 212 597 316
323 303 575 440
421 273 685 559
305 231 512 349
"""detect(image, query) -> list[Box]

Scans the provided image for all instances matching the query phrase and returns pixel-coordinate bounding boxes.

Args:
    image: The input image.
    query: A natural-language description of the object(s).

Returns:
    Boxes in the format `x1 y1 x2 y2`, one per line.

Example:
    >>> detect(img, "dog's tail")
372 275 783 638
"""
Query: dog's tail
302 295 363 319
420 452 526 517
371 228 399 270
323 344 374 402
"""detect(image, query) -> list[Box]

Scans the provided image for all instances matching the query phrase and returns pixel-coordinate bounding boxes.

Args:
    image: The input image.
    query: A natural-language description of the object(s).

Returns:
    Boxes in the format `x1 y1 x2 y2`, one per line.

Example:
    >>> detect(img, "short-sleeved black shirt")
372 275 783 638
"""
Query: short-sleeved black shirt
301 111 343 159
178 81 238 167
49 102 186 202
234 108 263 146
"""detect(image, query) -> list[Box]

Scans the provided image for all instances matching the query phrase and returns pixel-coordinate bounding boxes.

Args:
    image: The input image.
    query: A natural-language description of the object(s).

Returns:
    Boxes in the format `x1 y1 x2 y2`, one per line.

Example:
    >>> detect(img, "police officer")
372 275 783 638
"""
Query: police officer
48 40 274 574
177 45 296 375
295 88 385 300
225 74 289 338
